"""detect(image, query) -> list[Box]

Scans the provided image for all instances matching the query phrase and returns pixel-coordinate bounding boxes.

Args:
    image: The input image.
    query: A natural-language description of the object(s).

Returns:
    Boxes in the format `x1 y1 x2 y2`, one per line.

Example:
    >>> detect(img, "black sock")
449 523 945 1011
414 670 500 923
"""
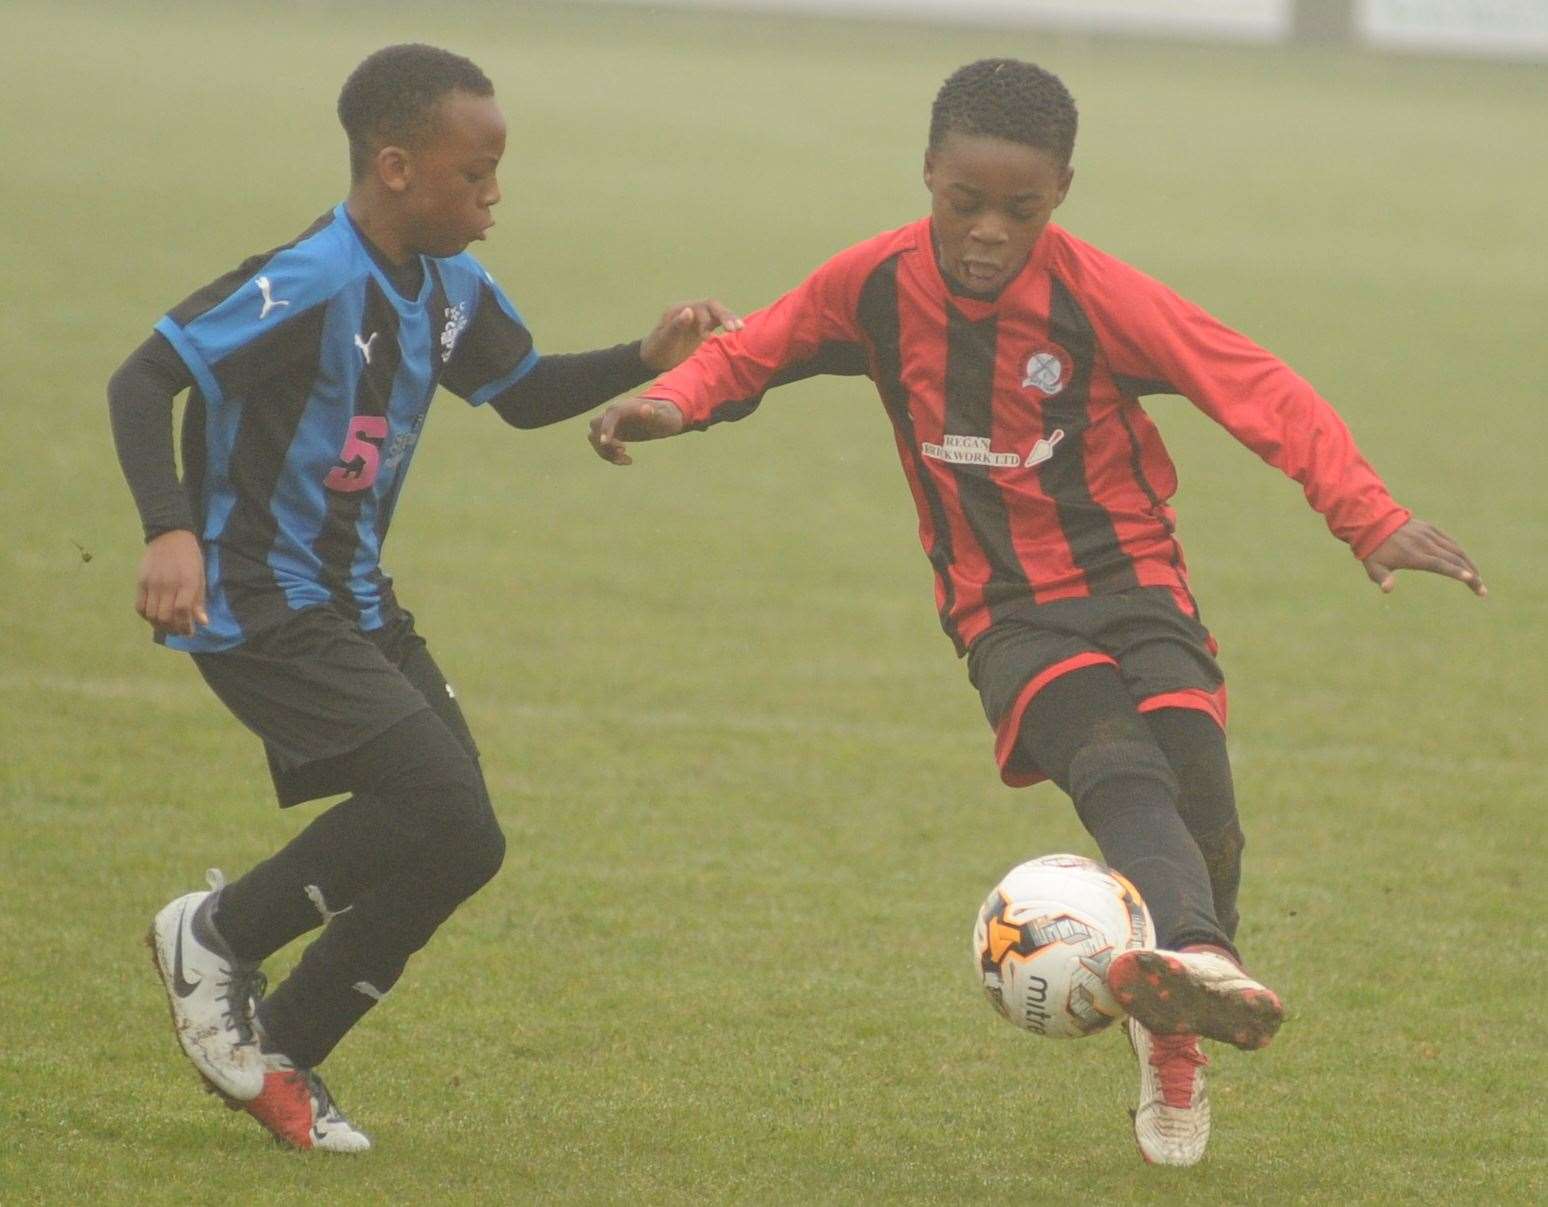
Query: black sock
1018 665 1236 957
214 792 419 964
1145 708 1245 943
256 806 504 1068
224 711 506 1068
213 709 489 964
1067 740 1235 956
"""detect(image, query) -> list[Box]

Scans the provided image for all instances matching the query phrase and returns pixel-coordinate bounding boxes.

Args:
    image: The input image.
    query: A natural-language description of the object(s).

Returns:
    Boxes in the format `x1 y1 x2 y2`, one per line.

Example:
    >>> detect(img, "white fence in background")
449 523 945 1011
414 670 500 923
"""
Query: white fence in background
1359 0 1548 58
602 0 1292 41
599 0 1548 59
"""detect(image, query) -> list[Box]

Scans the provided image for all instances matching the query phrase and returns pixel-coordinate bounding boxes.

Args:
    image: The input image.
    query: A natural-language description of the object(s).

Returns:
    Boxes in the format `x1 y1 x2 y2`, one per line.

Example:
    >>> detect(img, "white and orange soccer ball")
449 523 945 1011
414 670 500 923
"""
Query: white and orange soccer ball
973 854 1155 1039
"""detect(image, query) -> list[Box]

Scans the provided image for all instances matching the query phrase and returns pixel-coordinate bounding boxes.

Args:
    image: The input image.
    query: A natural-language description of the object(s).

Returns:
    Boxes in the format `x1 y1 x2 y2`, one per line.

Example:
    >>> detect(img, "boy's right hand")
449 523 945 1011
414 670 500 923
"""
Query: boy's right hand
136 529 208 636
589 397 685 466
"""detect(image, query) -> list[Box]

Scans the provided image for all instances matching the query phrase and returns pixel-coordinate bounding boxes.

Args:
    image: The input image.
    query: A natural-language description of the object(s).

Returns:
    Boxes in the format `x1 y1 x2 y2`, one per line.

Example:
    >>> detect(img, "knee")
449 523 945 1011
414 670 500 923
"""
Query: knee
1067 738 1179 821
424 760 505 896
421 794 505 903
457 810 506 894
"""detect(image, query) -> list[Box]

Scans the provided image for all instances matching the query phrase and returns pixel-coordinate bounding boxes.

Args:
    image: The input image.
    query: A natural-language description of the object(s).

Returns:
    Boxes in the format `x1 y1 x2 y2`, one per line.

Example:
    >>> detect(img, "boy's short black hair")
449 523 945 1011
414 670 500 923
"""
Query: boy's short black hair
928 59 1078 166
338 44 494 181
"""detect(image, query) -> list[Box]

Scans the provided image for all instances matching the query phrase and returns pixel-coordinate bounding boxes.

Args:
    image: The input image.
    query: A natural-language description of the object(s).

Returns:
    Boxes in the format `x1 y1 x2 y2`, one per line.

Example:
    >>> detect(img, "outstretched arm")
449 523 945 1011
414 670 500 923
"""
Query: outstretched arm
488 300 742 429
585 245 878 465
1082 253 1484 599
588 341 874 464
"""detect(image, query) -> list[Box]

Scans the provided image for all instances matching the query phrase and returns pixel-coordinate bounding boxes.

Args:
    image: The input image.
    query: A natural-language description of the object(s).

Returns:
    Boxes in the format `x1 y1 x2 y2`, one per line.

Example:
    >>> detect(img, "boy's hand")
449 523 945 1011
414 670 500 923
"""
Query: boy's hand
136 529 209 635
639 300 743 372
589 397 685 466
1362 518 1486 597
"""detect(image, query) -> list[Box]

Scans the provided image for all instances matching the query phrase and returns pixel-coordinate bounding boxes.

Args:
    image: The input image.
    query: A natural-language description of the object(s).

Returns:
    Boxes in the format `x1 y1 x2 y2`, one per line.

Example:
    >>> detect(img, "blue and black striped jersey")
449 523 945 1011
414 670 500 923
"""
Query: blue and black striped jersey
153 203 536 652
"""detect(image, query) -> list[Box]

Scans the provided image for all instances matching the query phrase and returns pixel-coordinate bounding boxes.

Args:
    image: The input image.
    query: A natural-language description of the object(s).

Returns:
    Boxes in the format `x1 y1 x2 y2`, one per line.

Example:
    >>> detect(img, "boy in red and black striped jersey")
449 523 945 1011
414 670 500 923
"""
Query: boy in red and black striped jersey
588 60 1484 1166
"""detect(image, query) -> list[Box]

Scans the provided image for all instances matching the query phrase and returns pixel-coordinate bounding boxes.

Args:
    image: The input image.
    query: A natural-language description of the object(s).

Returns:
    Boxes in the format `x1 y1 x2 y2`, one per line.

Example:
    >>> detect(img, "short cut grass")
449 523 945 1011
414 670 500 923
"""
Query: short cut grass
337 43 493 181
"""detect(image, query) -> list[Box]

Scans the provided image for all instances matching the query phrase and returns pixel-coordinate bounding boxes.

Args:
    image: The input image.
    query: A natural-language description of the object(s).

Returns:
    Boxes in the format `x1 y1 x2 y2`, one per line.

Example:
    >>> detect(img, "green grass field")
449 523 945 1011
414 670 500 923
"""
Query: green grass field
2 2 1544 1201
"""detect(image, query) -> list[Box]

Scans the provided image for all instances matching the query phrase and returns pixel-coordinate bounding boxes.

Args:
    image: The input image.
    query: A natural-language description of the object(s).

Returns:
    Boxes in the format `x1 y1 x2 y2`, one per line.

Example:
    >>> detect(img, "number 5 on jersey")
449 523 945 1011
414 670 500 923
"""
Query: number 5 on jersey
325 415 388 493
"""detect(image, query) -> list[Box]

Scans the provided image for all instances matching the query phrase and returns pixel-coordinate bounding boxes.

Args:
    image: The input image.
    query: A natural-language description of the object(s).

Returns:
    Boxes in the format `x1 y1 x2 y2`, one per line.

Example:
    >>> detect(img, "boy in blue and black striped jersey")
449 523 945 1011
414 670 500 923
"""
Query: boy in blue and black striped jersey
114 44 742 1152
139 202 555 649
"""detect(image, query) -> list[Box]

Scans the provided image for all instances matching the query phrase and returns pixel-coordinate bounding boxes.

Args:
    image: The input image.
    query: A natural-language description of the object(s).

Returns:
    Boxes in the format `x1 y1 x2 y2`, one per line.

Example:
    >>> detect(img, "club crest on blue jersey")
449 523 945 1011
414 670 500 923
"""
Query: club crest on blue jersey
440 302 469 363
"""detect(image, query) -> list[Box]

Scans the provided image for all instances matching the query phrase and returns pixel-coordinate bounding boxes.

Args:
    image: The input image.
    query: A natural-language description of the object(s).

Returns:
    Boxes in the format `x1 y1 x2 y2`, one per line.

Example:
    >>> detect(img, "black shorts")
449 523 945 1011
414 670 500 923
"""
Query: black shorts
966 587 1226 787
193 605 478 807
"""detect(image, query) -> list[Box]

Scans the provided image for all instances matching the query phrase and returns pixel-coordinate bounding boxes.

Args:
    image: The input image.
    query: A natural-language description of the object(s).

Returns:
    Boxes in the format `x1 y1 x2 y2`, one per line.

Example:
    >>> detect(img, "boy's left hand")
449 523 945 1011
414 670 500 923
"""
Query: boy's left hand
640 300 743 372
1362 518 1486 597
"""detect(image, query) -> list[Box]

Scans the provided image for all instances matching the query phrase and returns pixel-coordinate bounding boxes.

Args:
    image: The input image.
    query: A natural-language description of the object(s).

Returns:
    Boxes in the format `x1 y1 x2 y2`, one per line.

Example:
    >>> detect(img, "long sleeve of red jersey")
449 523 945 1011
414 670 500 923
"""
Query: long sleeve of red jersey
645 239 880 428
1070 244 1411 560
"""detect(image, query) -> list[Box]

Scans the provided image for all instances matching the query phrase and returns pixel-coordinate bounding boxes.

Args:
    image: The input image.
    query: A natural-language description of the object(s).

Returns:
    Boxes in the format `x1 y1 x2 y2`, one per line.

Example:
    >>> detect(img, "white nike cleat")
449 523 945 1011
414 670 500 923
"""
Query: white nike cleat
147 870 266 1101
241 1049 372 1152
1108 947 1284 1051
1128 1017 1210 1167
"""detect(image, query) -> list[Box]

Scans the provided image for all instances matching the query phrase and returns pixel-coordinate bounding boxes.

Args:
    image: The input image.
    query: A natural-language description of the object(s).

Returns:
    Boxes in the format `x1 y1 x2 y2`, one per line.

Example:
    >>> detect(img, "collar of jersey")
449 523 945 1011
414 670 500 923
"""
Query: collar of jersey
336 203 435 308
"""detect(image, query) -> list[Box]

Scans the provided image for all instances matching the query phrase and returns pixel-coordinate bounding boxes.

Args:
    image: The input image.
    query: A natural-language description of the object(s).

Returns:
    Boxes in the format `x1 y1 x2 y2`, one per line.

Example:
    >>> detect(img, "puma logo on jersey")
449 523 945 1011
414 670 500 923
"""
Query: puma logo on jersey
256 276 290 320
1024 429 1066 468
354 331 379 364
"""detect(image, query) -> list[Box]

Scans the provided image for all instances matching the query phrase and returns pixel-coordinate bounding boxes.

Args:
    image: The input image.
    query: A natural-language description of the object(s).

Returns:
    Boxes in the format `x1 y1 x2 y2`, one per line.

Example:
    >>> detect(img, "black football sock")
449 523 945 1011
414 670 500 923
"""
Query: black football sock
213 791 417 964
1145 708 1245 943
1018 665 1236 958
1066 740 1236 958
255 762 505 1069
213 708 489 965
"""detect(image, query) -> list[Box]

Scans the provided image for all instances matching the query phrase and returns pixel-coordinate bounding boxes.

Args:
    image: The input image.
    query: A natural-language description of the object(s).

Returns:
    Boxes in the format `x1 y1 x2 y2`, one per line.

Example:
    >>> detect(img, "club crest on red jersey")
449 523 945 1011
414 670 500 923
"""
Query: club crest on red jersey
1021 342 1073 397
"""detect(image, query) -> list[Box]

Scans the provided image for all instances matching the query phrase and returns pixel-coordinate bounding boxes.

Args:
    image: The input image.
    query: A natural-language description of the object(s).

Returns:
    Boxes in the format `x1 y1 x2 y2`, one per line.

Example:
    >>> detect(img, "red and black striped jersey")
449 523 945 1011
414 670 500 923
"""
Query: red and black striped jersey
646 218 1410 654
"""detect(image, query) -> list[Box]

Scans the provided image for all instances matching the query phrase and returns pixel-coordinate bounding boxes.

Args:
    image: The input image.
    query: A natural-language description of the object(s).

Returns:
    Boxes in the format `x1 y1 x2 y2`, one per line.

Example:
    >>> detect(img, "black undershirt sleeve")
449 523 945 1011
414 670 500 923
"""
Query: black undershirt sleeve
108 331 197 541
487 341 653 429
488 337 871 430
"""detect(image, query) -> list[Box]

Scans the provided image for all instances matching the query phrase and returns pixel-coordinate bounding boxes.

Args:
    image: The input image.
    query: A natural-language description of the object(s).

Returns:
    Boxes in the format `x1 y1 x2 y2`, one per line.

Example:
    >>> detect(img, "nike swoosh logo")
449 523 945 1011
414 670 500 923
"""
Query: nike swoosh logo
172 903 202 997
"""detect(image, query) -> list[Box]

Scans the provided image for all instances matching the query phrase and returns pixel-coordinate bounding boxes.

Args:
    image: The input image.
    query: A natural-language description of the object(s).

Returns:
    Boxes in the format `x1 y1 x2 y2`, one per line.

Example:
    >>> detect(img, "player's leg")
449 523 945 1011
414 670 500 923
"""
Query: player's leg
1143 707 1243 943
250 714 504 1070
233 706 502 1151
1015 664 1231 956
205 719 493 953
151 609 501 1149
1099 592 1281 1050
1110 710 1277 1052
239 619 503 1149
1003 661 1216 1166
205 611 491 966
148 607 432 1110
